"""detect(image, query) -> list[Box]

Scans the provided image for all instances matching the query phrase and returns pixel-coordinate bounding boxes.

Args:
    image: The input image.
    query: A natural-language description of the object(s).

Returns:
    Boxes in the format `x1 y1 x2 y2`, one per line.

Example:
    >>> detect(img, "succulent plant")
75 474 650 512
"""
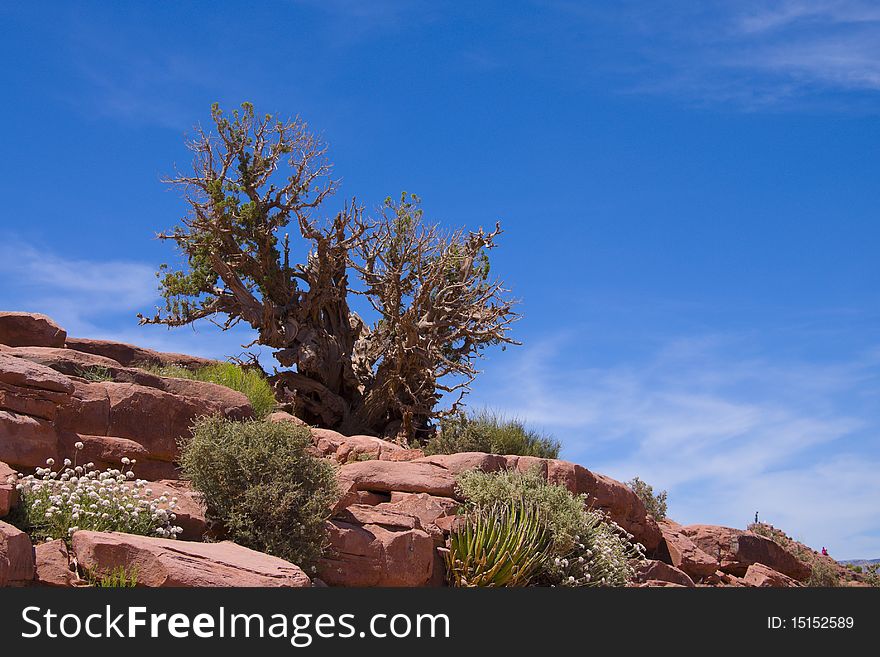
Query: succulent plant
445 500 552 587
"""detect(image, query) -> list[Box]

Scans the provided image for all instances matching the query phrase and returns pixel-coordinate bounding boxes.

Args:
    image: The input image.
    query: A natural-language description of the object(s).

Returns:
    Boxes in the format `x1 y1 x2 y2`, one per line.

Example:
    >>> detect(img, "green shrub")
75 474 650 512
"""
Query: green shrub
180 416 338 569
456 469 644 586
424 411 560 458
807 559 841 587
446 501 553 587
145 362 277 418
626 476 668 520
9 453 182 543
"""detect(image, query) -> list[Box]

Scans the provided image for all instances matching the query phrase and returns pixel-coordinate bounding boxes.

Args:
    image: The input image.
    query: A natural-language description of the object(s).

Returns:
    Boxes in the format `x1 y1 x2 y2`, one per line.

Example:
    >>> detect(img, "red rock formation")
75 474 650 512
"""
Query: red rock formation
0 312 66 348
71 531 311 587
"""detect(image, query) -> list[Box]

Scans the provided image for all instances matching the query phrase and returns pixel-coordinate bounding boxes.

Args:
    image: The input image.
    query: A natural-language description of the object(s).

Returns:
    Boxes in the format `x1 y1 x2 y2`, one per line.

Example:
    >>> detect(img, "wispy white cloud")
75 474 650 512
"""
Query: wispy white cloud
472 329 880 558
737 1 880 34
554 0 880 109
0 238 258 361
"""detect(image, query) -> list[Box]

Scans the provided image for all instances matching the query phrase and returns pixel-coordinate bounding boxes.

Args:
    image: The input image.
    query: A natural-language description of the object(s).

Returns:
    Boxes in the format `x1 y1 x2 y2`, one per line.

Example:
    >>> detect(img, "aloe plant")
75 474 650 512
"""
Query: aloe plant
445 500 552 587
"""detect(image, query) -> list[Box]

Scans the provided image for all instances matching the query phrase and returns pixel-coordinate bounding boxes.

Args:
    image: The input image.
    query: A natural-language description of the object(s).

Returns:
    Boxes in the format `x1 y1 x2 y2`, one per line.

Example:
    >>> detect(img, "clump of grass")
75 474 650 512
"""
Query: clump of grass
88 565 139 588
626 476 668 520
144 362 277 418
445 501 553 587
424 410 560 458
455 469 644 586
76 366 113 382
180 416 339 570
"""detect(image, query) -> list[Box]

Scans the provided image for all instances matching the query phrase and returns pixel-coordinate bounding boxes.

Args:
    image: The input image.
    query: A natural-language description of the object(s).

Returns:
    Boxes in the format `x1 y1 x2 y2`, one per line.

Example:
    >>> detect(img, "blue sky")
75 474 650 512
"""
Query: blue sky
1 1 878 558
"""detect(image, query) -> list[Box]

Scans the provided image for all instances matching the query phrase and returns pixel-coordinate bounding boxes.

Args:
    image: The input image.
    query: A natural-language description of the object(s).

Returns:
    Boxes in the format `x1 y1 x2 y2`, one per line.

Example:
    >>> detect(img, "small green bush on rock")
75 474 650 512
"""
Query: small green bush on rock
445 501 553 587
145 362 277 418
456 469 644 586
626 476 668 520
180 416 338 570
424 411 560 458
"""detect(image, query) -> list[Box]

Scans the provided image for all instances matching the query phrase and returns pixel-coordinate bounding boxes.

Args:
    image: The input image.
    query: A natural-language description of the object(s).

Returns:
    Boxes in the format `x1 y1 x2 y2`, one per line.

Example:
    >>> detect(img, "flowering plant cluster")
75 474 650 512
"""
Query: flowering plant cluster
456 468 645 587
7 444 183 542
543 513 645 587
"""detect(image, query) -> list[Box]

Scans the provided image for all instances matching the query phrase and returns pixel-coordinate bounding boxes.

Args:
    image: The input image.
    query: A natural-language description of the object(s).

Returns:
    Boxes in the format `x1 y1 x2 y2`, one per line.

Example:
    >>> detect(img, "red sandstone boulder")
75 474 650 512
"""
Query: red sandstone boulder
337 460 457 498
152 377 252 419
5 348 252 424
101 381 249 461
353 491 391 505
318 506 435 587
658 519 717 579
267 410 308 426
34 539 77 587
57 433 179 481
0 312 66 348
679 525 811 580
0 351 74 395
56 379 110 435
3 346 123 378
743 562 800 588
71 531 311 587
0 460 17 517
312 428 413 463
0 353 75 468
64 337 218 369
0 520 34 585
635 559 695 587
0 410 59 469
416 452 507 475
381 492 459 535
0 380 70 421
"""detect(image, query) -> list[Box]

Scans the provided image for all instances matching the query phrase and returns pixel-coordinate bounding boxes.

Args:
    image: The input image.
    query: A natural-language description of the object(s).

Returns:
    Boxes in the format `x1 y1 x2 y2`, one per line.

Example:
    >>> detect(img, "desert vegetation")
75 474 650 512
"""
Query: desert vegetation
445 501 553 587
179 416 338 570
424 411 560 458
452 469 645 587
748 522 846 587
8 447 182 544
142 362 277 418
139 102 518 441
626 476 668 520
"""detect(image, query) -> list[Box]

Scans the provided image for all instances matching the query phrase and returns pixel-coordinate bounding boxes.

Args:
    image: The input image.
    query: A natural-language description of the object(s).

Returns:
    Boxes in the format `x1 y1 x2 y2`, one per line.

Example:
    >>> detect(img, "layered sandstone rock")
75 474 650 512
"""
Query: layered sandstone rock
679 524 811 581
337 460 458 498
635 559 695 587
34 539 77 587
0 520 34 585
657 519 718 579
0 460 16 517
71 531 311 587
318 505 436 587
743 562 801 588
63 337 217 369
0 312 66 348
311 427 424 463
1 337 252 475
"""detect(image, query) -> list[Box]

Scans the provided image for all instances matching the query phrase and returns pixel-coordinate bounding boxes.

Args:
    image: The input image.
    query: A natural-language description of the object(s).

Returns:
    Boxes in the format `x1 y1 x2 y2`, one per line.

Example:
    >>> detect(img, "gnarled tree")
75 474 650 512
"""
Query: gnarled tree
140 102 518 440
